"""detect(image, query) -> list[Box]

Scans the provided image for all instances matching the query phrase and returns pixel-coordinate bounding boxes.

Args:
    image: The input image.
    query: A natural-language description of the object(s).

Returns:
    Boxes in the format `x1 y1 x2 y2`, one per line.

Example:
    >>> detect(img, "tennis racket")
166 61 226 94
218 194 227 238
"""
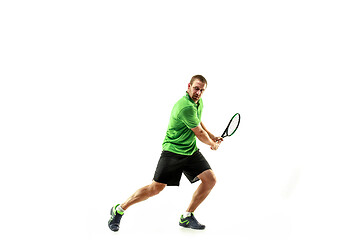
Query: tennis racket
221 113 241 138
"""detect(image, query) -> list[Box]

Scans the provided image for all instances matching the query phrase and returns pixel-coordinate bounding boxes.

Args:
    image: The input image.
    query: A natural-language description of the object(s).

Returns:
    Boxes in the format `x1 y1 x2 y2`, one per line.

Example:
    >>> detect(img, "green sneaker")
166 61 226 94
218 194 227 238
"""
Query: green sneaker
179 213 205 230
108 204 124 232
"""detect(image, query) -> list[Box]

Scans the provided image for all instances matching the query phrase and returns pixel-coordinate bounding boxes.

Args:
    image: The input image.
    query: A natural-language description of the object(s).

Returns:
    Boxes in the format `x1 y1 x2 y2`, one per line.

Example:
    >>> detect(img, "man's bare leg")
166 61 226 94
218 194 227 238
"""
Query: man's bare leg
108 181 166 231
121 181 166 210
186 169 216 212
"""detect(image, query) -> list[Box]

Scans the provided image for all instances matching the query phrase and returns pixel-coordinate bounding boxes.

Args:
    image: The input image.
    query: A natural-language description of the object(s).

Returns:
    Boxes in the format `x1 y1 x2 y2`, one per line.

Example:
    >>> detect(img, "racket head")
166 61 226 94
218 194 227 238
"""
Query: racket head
221 113 241 138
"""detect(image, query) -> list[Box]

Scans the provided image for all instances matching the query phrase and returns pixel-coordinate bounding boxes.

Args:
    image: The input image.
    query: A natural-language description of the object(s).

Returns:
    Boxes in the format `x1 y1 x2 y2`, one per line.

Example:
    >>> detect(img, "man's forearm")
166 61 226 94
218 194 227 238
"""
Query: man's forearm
195 127 216 147
200 122 215 141
191 124 220 150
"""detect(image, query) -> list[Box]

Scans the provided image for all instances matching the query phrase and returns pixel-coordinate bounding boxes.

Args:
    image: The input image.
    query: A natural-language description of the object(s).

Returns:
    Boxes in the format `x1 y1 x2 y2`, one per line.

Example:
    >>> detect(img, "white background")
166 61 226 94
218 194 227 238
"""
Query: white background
1 1 360 239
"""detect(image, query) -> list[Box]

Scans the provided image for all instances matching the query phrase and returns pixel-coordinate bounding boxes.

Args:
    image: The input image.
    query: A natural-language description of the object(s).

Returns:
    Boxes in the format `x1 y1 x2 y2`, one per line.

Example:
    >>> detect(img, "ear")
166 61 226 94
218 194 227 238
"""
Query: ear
188 83 191 89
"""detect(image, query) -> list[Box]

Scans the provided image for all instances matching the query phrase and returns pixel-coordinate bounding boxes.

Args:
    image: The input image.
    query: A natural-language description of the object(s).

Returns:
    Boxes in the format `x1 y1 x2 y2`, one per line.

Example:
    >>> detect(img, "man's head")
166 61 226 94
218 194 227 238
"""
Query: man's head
187 75 207 103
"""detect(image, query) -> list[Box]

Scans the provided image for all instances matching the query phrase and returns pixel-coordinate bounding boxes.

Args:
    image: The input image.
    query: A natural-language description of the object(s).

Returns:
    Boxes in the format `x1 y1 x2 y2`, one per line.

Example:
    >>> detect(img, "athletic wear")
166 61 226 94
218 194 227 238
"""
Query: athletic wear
108 204 124 232
162 92 203 155
179 213 206 230
153 150 211 186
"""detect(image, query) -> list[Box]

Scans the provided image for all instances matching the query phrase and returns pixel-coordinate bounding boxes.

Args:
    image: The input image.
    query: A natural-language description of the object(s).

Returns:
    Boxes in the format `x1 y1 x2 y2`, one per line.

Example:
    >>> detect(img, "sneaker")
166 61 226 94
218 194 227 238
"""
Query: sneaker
108 204 124 232
179 213 205 230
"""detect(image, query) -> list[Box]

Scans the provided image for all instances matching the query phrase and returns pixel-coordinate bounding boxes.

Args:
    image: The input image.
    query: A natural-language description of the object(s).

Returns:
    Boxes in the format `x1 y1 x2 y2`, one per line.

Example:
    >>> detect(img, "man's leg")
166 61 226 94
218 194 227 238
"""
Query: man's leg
108 181 166 231
121 181 166 210
179 169 216 230
186 169 216 212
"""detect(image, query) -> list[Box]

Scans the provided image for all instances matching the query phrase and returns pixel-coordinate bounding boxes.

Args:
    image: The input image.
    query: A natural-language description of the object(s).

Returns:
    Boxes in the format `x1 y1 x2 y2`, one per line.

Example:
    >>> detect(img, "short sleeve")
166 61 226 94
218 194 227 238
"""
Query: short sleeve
178 106 200 129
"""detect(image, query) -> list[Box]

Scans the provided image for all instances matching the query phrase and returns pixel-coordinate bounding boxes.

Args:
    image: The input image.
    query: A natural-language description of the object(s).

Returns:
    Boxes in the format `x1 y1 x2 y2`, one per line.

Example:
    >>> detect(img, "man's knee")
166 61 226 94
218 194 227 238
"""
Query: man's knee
199 170 217 188
207 174 216 188
150 181 166 196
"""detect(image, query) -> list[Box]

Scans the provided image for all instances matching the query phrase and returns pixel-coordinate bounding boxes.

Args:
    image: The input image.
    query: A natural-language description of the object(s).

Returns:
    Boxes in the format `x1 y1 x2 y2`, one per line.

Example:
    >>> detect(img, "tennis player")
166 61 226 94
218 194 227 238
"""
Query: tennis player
108 75 223 231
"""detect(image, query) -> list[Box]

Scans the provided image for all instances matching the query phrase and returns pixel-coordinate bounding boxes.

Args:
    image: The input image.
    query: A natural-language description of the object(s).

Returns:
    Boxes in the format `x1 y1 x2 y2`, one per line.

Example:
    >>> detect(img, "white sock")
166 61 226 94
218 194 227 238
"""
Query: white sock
116 205 125 214
184 212 192 218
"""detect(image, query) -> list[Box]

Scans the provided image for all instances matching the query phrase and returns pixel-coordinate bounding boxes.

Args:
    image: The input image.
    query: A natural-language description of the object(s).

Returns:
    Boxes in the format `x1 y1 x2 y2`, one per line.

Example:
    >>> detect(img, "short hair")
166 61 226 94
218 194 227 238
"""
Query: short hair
190 75 207 86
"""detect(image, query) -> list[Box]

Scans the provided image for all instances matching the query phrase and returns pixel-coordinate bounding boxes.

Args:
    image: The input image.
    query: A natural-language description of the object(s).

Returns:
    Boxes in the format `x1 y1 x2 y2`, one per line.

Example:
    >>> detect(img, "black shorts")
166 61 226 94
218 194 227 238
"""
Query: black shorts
153 150 211 186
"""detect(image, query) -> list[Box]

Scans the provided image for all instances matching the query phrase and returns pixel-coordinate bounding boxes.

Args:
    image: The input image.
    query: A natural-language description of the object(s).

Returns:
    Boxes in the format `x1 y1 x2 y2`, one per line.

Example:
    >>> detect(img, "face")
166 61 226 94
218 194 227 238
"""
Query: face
187 79 206 103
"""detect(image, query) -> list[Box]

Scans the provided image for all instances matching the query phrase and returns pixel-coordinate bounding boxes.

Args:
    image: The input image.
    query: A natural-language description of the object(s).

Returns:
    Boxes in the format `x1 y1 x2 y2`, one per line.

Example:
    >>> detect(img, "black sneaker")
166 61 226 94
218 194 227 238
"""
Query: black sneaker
108 204 124 232
179 213 206 230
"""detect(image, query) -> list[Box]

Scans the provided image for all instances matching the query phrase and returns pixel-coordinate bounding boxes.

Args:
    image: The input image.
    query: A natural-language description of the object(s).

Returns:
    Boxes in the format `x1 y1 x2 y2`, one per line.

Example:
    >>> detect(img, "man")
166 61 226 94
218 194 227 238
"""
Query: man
108 75 223 231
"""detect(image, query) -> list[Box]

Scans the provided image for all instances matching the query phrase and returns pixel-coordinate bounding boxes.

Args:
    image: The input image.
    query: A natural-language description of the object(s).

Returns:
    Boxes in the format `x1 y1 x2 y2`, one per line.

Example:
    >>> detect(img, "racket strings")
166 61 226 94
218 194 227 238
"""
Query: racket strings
227 114 240 135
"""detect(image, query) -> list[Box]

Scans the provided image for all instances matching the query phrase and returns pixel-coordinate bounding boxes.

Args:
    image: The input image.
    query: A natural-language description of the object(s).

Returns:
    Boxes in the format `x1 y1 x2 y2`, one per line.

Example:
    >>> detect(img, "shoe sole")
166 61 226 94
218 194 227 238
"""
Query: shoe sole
179 223 205 230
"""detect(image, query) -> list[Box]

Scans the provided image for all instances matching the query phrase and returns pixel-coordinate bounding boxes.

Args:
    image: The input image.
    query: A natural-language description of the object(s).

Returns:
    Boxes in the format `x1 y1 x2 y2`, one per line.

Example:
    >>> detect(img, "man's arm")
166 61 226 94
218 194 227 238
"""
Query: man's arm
200 122 223 142
191 124 220 150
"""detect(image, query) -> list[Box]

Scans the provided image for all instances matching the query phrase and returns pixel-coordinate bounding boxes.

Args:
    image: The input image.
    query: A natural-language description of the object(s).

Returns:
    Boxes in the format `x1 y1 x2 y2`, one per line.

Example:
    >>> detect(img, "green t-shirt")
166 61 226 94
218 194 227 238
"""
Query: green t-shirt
162 92 203 155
